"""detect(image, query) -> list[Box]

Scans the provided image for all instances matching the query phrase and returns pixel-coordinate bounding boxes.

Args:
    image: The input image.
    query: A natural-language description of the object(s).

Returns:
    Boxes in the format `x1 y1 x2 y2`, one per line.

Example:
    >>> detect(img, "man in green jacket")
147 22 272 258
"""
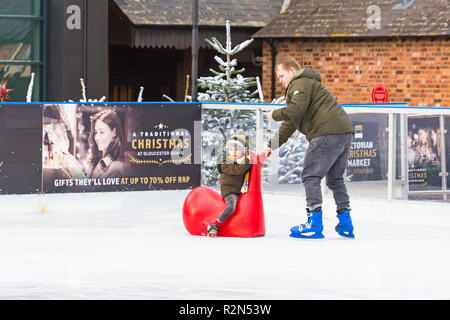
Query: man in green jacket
263 56 355 239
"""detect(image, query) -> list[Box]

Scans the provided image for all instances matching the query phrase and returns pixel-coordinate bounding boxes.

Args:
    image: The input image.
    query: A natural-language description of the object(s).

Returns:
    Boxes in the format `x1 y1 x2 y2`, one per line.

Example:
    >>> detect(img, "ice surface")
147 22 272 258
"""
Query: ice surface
0 190 449 299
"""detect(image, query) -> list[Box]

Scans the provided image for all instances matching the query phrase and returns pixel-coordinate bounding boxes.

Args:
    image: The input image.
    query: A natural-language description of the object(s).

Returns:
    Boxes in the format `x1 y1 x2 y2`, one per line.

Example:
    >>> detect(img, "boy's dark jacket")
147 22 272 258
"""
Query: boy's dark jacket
217 154 251 197
269 68 354 149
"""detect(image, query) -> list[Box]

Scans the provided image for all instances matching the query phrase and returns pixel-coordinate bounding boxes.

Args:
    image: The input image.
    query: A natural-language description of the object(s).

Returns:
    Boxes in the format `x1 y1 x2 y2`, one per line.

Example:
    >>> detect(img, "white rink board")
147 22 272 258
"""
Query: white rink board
1 189 449 228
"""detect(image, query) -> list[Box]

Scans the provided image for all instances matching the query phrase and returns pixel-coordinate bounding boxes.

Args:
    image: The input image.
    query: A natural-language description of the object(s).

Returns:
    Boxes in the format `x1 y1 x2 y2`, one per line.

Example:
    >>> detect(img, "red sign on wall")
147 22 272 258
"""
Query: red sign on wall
371 83 389 103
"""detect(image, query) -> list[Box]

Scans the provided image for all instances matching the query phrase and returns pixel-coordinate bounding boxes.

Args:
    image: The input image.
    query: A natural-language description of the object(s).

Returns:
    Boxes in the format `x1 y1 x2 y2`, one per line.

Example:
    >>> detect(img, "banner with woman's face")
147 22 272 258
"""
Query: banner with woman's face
408 116 442 191
41 103 201 193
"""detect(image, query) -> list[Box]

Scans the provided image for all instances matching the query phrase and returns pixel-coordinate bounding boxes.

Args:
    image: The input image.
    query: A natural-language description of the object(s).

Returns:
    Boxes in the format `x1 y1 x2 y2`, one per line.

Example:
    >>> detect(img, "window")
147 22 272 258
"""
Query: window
0 0 46 101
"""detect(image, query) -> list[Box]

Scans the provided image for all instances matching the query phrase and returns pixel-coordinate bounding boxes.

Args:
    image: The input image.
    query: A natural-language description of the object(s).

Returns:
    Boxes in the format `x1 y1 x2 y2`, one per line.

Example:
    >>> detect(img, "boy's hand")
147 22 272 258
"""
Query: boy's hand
263 146 272 158
236 156 246 164
263 110 274 121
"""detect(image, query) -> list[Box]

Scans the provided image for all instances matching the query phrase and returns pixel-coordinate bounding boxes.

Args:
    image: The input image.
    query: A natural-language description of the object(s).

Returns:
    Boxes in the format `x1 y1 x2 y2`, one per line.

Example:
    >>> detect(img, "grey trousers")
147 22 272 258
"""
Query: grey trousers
301 133 353 211
217 193 239 223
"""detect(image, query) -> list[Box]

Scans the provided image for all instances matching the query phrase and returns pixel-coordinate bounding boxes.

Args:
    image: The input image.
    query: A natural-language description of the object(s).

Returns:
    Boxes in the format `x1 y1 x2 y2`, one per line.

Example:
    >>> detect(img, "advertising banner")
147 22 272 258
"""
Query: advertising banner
407 116 442 190
346 121 382 181
42 103 201 193
0 104 42 194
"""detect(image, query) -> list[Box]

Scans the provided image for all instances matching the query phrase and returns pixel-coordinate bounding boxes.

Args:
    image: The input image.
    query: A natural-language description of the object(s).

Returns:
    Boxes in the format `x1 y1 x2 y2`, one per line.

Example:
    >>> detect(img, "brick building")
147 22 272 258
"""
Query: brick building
0 0 282 102
253 0 450 107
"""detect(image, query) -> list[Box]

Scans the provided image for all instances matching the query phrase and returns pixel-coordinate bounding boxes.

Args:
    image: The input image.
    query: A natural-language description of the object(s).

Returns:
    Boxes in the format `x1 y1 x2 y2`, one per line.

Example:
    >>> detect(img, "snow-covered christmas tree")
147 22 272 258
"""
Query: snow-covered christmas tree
198 20 262 103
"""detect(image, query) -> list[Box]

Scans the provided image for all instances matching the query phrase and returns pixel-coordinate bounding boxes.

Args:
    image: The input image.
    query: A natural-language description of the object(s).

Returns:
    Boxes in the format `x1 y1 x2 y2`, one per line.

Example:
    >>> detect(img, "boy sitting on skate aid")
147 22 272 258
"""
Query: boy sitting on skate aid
206 135 251 237
182 134 266 238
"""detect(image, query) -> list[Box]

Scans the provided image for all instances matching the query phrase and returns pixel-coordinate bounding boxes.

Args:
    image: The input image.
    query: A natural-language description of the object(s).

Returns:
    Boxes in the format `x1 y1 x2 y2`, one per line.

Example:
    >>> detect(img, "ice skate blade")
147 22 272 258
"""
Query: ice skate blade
201 232 217 237
290 225 324 239
289 232 325 239
336 231 355 239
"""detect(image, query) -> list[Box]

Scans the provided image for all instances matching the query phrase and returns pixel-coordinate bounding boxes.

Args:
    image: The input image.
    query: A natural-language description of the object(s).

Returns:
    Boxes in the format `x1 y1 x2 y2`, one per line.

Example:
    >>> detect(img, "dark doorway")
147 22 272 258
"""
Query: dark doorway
109 46 179 102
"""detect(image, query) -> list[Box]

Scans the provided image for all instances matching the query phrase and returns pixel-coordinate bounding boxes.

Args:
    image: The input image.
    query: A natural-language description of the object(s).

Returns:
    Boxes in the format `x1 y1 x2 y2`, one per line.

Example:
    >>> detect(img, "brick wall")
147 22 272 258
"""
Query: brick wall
261 38 450 107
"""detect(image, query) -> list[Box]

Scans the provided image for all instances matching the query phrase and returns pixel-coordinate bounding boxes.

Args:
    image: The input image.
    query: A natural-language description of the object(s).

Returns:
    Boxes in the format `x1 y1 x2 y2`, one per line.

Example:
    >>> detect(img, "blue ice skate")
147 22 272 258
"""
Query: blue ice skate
335 209 355 238
290 209 324 239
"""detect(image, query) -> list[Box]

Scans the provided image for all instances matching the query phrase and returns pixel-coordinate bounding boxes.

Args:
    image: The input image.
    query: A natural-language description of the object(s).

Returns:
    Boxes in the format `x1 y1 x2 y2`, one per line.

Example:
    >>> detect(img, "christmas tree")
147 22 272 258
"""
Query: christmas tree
198 20 262 103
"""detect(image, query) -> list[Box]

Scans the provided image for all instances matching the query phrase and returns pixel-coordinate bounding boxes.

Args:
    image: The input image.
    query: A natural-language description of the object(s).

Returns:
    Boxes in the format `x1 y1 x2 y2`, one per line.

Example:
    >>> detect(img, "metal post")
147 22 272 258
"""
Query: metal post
387 112 397 200
42 0 48 101
400 113 408 199
266 116 279 187
269 39 277 101
191 0 199 102
440 115 447 200
255 108 263 153
83 0 88 90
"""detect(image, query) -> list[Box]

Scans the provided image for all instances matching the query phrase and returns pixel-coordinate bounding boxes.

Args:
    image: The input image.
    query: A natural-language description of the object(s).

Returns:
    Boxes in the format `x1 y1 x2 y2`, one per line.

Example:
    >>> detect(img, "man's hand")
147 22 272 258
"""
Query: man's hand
263 110 274 121
263 146 272 158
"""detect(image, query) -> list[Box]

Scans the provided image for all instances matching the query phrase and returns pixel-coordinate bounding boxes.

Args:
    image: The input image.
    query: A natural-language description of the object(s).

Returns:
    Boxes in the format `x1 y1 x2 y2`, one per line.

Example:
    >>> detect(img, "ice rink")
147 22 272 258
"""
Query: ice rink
0 189 449 300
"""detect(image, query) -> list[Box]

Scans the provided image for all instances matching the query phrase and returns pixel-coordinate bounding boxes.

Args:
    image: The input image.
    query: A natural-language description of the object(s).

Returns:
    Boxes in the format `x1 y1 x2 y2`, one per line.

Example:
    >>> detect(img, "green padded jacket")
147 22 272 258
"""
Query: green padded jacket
216 154 251 197
268 68 354 149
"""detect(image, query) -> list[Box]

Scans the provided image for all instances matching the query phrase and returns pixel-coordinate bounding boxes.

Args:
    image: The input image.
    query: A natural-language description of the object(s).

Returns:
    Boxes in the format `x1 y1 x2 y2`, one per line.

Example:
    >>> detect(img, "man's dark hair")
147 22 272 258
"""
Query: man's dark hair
276 56 301 71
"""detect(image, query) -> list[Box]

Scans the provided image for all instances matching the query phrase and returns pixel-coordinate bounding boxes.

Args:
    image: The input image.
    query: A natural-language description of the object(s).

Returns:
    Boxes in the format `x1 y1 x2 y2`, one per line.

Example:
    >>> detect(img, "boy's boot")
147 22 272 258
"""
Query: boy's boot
290 208 325 239
206 223 219 237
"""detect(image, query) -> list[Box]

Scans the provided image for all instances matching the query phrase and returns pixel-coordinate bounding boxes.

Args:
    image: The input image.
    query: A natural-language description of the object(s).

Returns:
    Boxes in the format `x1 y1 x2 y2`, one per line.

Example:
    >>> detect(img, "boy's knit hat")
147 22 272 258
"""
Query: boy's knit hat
225 135 247 150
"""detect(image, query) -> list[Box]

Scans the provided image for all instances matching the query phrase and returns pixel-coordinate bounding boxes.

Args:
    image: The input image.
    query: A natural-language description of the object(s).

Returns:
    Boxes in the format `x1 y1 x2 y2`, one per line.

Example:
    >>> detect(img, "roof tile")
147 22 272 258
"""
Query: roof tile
114 0 283 27
253 0 450 38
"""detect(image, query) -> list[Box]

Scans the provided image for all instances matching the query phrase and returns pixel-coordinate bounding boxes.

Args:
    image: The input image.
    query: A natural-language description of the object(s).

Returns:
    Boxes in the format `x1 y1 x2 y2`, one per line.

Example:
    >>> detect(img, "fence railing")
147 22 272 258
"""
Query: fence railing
202 102 450 202
0 101 449 202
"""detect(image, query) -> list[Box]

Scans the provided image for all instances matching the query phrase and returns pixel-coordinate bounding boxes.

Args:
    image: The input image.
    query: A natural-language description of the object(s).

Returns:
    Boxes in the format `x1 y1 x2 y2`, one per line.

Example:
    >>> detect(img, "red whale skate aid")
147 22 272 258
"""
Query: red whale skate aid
183 151 266 237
